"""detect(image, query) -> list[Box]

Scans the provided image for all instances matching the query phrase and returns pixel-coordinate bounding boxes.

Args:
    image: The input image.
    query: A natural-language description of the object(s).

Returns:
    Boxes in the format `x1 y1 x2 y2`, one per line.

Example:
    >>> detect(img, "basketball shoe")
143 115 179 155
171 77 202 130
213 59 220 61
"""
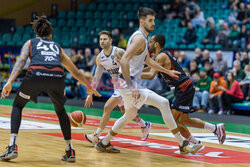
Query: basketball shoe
214 123 226 144
95 140 120 153
0 144 18 161
179 140 204 155
141 121 152 141
84 133 99 145
61 148 75 162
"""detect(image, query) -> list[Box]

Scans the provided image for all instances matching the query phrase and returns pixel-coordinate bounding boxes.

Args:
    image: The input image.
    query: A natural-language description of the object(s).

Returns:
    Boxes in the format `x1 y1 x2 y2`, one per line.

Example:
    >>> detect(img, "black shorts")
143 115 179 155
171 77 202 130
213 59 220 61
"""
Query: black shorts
171 79 195 113
16 69 66 105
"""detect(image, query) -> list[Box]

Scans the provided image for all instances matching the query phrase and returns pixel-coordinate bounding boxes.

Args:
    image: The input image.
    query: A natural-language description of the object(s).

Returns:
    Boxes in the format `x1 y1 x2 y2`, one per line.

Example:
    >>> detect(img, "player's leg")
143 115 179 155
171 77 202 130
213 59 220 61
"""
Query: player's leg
85 96 121 144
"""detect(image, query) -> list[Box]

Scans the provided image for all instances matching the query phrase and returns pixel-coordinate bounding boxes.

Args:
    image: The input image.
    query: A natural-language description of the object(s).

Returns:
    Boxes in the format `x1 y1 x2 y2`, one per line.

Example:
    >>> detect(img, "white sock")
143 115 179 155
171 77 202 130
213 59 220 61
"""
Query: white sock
138 119 146 128
173 132 185 146
65 140 73 151
9 133 17 146
204 122 216 132
101 132 114 145
188 134 199 144
95 128 103 137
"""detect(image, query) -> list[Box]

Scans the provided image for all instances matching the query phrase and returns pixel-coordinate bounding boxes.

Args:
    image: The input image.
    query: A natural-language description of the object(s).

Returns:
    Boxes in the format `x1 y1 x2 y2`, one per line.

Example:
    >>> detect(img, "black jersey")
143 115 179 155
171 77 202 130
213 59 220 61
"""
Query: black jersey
159 50 189 87
29 37 62 68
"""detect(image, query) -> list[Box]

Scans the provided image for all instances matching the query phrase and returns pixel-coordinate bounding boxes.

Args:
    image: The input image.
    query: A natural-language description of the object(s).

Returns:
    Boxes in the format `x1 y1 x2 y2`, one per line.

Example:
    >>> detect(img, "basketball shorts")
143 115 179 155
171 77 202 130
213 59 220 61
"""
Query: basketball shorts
111 89 124 107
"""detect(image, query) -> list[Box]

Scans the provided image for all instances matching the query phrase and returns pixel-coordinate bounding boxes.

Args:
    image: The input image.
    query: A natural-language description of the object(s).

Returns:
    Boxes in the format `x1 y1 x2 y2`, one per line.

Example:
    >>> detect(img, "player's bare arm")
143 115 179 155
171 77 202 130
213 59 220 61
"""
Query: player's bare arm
120 35 145 88
1 40 30 99
145 52 180 80
115 48 125 61
61 48 101 97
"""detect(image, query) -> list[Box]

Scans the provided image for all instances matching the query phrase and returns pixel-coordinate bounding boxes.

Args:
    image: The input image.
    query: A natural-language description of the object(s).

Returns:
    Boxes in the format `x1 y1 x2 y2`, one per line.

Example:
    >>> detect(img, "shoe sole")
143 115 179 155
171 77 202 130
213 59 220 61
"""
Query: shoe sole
142 123 152 141
218 124 226 144
84 134 97 145
61 157 76 162
190 144 204 154
1 153 18 161
95 144 120 153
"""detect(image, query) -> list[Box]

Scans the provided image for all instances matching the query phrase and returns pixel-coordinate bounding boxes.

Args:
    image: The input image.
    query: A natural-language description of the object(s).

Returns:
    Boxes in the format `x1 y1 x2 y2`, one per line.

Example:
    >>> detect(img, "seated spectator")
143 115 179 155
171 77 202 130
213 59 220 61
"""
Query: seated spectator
219 72 244 115
179 7 192 27
215 22 231 47
191 72 200 85
164 0 181 19
191 5 205 27
201 49 213 66
190 60 199 75
227 5 239 24
194 48 203 67
112 28 120 46
237 3 247 23
118 34 127 49
230 60 246 82
212 50 228 75
178 51 190 69
228 24 240 48
236 24 248 49
239 65 250 101
208 73 226 115
235 51 242 62
70 49 84 69
241 51 249 69
82 48 94 71
141 74 163 91
202 22 217 45
178 22 197 44
204 61 215 78
193 67 212 111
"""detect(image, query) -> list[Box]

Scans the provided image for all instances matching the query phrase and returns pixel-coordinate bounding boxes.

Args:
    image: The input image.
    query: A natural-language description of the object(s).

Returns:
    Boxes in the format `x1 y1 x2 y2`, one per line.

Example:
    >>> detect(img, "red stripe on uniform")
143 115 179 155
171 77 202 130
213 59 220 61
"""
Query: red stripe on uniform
28 65 64 73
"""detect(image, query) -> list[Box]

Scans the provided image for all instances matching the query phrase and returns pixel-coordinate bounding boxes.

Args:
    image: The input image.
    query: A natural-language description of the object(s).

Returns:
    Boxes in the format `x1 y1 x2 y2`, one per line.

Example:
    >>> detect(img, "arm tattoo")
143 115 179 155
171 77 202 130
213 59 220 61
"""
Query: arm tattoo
118 49 125 56
8 40 30 83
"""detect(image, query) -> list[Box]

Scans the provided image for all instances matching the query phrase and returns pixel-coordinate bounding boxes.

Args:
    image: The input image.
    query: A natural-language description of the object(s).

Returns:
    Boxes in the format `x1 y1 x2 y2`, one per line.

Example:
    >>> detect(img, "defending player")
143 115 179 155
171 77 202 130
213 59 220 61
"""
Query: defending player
0 16 100 162
84 30 152 144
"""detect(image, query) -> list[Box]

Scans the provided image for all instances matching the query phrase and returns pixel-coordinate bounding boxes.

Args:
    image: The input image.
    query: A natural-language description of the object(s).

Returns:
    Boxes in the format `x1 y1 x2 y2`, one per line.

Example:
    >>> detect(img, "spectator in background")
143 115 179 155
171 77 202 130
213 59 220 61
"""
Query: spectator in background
118 34 127 49
191 72 200 85
241 51 249 68
89 48 100 74
179 7 192 27
235 52 242 62
237 24 248 49
239 64 250 101
82 48 93 71
174 50 180 59
165 0 181 19
190 60 199 75
191 5 205 27
111 28 120 46
201 49 213 66
212 50 228 75
194 48 203 67
208 73 226 115
230 60 246 82
70 49 84 69
215 22 231 47
228 5 239 24
228 24 240 48
204 61 215 78
219 72 244 115
179 22 197 44
202 22 217 45
193 67 212 112
237 3 247 23
178 51 190 69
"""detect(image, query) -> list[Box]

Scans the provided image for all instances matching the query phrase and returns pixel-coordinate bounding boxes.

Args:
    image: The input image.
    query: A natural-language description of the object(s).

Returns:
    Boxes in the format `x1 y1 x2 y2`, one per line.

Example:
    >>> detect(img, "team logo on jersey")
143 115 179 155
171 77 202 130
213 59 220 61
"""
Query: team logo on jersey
36 41 59 61
111 55 117 65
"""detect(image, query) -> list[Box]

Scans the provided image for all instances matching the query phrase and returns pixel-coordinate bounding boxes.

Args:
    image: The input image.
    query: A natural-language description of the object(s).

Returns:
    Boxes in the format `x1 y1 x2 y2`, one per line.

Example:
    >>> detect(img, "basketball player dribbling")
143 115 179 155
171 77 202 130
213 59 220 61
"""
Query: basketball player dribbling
0 16 100 162
141 34 226 153
94 7 202 154
84 30 152 144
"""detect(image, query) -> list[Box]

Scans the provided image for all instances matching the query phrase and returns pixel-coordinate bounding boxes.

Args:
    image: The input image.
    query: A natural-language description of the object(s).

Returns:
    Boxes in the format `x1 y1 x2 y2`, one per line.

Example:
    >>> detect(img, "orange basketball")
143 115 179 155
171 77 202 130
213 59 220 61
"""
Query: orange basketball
69 110 86 127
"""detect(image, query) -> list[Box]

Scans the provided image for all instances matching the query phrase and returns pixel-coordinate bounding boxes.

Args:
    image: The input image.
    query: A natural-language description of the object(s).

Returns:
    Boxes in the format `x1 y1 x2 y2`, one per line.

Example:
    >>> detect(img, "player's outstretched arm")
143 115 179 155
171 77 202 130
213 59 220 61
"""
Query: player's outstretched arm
1 40 30 99
61 48 101 97
145 52 180 80
120 35 145 88
90 54 104 90
115 48 125 61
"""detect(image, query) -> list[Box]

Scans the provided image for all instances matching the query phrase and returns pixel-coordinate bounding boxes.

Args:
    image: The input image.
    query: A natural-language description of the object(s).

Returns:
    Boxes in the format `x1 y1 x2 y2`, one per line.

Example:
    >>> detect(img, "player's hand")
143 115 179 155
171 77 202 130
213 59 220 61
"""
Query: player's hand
84 95 93 108
87 89 101 97
132 88 140 100
1 81 12 99
166 70 180 80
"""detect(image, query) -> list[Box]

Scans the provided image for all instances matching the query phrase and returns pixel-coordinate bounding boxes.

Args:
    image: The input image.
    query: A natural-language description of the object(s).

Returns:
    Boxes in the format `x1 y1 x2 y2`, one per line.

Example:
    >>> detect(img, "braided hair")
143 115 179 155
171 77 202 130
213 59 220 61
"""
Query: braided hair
31 15 53 37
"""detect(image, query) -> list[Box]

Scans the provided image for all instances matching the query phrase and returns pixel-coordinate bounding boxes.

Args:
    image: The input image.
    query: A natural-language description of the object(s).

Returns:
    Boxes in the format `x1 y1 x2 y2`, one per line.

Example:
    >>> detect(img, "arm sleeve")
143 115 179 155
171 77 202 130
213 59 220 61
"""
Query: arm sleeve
91 65 105 89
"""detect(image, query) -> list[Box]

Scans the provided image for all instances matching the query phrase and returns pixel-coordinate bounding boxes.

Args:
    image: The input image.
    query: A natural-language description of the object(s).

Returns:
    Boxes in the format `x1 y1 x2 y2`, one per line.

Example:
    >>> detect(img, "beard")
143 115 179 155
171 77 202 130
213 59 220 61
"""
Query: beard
149 46 155 53
144 26 154 33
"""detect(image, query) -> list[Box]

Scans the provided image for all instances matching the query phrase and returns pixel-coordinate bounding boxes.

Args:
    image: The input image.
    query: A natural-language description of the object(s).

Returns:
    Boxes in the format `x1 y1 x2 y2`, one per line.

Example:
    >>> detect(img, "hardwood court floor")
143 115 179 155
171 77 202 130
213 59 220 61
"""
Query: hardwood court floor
0 105 250 167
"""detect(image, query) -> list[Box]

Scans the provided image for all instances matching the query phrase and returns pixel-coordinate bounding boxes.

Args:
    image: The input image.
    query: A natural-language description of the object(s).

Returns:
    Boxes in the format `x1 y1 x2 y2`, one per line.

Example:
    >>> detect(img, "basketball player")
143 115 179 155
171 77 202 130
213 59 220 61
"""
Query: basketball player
0 16 100 162
94 7 202 154
141 34 226 148
84 30 152 144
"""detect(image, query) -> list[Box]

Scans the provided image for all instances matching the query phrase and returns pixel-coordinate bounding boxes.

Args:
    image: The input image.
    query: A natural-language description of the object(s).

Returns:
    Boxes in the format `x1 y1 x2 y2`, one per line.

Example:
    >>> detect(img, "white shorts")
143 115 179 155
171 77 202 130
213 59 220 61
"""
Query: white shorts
111 89 124 107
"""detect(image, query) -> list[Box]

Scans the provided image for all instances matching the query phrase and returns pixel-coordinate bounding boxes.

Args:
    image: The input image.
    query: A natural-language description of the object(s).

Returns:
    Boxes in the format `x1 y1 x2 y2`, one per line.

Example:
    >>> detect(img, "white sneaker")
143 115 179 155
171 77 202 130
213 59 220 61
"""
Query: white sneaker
179 140 204 155
214 124 226 144
84 133 99 145
141 122 152 141
208 109 215 114
218 110 224 115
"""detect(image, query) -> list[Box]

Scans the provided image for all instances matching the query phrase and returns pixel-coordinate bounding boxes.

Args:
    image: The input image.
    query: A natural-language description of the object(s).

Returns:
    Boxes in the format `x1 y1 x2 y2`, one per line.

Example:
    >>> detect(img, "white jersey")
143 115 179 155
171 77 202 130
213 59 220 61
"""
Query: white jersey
125 29 148 80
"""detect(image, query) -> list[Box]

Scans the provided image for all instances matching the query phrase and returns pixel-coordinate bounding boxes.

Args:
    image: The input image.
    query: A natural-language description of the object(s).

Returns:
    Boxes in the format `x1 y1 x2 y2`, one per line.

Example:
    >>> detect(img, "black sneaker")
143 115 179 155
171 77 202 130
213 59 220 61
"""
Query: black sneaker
0 145 18 161
95 140 120 153
61 149 75 162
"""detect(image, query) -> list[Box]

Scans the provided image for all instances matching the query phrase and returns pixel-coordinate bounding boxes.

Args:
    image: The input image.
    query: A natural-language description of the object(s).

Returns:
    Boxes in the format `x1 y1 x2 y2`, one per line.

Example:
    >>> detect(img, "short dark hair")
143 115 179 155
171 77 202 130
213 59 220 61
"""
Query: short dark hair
137 7 156 19
153 34 166 49
31 15 53 37
99 30 112 39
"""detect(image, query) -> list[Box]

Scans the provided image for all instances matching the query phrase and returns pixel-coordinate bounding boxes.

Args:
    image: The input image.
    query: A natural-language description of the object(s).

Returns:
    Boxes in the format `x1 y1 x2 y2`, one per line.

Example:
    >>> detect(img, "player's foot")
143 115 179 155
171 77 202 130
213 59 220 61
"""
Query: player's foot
61 148 75 162
214 123 226 144
179 140 203 155
141 121 152 141
95 140 120 153
84 133 99 145
0 144 18 161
